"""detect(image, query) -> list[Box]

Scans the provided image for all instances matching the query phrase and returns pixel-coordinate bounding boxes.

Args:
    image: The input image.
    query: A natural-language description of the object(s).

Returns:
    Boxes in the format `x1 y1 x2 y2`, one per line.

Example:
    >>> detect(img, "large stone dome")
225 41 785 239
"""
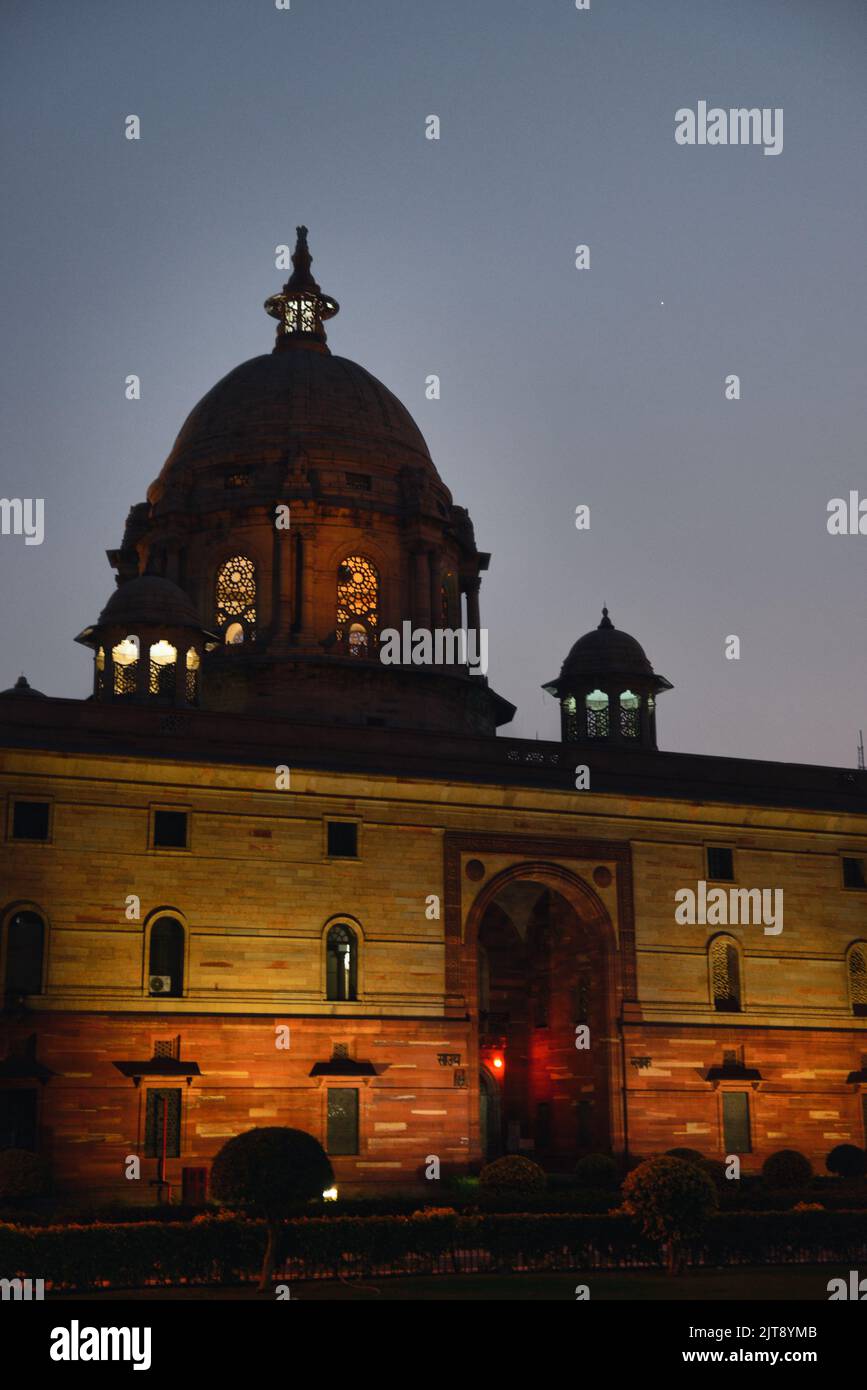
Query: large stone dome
147 349 436 506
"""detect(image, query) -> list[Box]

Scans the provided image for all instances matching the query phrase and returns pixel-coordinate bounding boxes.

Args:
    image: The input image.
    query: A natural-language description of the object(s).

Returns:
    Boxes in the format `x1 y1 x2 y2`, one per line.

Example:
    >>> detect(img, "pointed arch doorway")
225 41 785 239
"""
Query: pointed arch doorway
472 866 618 1169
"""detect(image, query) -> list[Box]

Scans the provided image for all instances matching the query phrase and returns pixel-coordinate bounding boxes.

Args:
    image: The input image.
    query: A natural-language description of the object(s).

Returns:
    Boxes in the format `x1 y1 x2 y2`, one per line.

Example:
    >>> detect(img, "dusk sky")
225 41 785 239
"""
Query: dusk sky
1 0 865 765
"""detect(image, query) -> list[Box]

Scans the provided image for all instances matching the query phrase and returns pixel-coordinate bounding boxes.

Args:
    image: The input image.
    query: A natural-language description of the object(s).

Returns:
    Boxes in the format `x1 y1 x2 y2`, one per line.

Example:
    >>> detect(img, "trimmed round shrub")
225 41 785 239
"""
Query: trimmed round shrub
479 1156 546 1196
0 1149 51 1202
664 1147 705 1165
210 1127 333 1214
622 1156 718 1274
825 1144 867 1179
210 1127 334 1289
698 1158 728 1189
574 1153 619 1189
762 1149 813 1189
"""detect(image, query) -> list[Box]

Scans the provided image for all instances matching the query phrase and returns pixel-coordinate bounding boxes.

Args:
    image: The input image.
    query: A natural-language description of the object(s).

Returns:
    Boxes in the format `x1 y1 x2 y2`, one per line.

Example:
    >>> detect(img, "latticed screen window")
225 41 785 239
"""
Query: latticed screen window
145 1089 182 1158
283 297 317 333
336 556 378 655
562 696 578 741
585 689 609 738
849 946 867 1017
111 636 139 696
148 641 177 698
619 690 640 738
722 1091 751 1153
185 648 200 704
710 938 741 1012
216 556 257 638
326 1088 359 1155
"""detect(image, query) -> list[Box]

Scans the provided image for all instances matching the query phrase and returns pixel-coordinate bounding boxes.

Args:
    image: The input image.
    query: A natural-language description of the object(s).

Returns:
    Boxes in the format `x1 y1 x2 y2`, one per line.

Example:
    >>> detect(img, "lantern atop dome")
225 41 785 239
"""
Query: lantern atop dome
264 226 339 352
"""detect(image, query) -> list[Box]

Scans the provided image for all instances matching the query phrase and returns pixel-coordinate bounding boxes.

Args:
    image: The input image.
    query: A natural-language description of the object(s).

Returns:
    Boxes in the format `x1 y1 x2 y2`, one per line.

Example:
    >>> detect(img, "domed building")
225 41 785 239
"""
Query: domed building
1 230 866 1207
106 227 513 736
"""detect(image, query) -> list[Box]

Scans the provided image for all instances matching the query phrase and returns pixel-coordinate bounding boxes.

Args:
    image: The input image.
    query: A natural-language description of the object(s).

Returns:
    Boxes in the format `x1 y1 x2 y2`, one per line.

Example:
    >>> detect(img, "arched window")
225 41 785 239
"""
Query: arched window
326 924 358 1001
585 689 609 738
440 571 458 626
710 935 742 1012
4 911 45 996
148 917 185 997
847 944 867 1017
149 640 177 698
619 690 641 738
216 556 257 641
112 634 140 696
562 695 579 741
185 648 200 704
336 556 378 656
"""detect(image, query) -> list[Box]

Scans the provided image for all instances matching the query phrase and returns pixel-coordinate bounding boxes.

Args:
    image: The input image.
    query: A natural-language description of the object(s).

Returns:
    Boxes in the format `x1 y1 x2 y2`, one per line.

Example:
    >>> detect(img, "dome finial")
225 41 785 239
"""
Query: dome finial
264 225 339 353
599 605 613 630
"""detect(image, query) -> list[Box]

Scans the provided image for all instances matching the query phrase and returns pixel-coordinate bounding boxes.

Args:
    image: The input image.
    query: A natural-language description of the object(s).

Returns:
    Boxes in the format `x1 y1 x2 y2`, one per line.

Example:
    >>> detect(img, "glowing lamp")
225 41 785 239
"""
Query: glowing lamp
491 1053 505 1073
322 1186 338 1202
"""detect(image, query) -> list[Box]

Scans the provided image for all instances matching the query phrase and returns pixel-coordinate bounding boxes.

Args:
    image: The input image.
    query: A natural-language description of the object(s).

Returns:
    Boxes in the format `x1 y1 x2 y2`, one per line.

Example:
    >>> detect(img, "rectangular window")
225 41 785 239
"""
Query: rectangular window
327 821 358 858
326 1088 359 1155
0 1089 38 1151
707 846 734 881
722 1091 751 1153
153 810 188 849
11 800 50 842
145 1088 182 1158
843 857 867 889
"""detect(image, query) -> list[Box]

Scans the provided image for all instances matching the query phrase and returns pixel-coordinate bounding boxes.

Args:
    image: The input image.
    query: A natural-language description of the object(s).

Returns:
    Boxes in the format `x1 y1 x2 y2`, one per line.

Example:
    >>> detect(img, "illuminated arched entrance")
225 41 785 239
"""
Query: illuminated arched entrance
472 867 616 1168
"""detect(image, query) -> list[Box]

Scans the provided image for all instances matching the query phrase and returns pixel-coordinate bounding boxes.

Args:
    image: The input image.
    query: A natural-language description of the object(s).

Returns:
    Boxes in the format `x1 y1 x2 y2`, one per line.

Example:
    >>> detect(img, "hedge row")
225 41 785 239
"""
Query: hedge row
3 1178 865 1229
3 1209 867 1290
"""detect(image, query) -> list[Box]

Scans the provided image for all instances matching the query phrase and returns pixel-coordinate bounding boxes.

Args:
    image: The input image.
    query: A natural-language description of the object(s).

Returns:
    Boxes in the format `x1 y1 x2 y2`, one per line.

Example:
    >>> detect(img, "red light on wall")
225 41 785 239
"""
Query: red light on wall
490 1052 504 1073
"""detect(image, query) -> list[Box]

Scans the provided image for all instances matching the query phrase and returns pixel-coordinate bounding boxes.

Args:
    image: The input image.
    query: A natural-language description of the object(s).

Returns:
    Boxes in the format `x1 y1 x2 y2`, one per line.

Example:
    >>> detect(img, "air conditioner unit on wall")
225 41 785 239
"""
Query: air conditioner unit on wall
149 975 172 995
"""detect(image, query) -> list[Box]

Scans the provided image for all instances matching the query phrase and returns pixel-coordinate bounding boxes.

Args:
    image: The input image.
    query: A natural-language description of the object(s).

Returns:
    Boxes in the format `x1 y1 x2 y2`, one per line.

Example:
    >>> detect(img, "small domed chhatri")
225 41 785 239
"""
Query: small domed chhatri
75 575 218 708
0 673 47 700
543 607 672 748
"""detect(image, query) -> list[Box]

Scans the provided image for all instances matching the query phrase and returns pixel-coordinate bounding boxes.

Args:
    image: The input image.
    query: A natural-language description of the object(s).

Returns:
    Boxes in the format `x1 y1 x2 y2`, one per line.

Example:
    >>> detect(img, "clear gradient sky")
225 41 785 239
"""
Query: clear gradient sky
1 0 865 765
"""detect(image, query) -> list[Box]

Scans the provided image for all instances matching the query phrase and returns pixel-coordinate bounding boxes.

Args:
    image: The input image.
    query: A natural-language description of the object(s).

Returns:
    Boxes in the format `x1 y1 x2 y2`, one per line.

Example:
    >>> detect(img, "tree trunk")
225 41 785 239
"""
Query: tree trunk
664 1239 682 1276
259 1220 278 1292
